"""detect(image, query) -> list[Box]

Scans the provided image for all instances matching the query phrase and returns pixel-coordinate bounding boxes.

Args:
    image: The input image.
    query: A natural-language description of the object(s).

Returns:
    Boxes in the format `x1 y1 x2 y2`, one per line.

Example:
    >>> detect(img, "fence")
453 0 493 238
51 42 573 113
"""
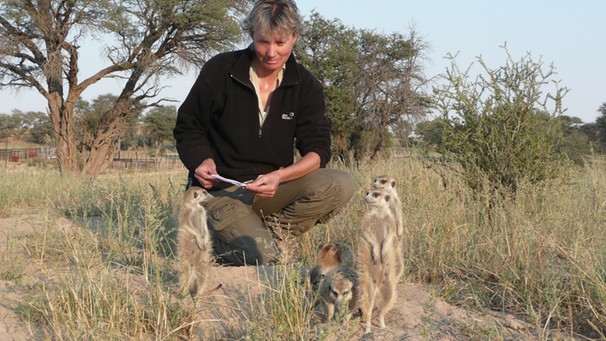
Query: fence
111 156 183 170
1 147 183 170
0 147 55 162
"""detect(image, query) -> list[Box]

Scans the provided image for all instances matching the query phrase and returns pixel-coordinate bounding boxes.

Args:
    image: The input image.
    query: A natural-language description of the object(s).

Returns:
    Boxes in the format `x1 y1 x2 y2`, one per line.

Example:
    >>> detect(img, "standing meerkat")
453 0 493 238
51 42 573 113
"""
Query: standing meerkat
372 175 405 279
317 266 360 323
357 188 398 335
178 186 214 298
309 241 355 289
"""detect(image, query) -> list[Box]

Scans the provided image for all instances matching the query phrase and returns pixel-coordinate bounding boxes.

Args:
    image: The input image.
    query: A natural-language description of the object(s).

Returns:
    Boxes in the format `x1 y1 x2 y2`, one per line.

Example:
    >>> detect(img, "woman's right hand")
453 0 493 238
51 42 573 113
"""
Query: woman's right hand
194 158 219 189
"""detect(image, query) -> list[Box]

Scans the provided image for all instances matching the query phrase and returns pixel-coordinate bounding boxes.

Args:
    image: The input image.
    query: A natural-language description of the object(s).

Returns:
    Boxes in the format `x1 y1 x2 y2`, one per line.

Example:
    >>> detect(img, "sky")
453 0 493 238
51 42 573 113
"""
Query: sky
1 0 605 123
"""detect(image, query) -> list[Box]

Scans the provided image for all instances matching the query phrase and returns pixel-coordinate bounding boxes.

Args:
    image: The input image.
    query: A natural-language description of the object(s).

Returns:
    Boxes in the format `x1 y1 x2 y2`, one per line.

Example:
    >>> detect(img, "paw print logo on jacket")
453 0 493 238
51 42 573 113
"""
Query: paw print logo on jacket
281 112 295 120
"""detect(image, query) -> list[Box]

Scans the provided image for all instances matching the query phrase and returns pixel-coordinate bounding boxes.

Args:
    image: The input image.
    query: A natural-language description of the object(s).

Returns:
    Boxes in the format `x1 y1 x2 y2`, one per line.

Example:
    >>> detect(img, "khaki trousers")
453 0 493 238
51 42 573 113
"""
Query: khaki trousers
202 168 355 266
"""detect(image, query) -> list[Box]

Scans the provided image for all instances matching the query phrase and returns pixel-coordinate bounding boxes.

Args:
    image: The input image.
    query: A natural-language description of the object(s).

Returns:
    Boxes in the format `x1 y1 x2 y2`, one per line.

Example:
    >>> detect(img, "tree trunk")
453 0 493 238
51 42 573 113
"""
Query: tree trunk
82 139 118 176
81 114 126 176
48 93 79 173
153 141 163 160
81 97 133 176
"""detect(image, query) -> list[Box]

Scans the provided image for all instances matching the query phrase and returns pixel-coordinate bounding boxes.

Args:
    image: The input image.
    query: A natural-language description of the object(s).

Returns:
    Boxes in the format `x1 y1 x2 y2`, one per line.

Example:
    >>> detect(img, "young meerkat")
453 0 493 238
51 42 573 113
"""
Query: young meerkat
372 175 405 279
178 186 214 298
309 241 355 290
357 188 398 335
317 266 360 323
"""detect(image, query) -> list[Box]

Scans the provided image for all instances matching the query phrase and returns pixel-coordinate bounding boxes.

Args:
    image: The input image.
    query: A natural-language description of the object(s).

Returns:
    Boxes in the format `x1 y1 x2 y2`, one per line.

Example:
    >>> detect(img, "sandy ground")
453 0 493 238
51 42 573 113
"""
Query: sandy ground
194 265 534 340
0 212 535 340
0 212 39 341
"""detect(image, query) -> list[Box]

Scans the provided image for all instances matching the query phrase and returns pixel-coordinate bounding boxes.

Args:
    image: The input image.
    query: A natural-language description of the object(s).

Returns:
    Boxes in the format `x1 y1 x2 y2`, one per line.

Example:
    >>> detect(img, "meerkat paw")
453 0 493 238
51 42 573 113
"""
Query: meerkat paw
381 250 388 263
371 249 379 265
195 237 204 250
378 316 386 329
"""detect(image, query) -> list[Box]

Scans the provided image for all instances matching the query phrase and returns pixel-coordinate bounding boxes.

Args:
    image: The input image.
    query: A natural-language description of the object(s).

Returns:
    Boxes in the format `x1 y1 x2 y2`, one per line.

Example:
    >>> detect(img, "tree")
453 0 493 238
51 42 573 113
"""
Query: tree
0 110 52 145
352 28 430 159
4 109 27 142
296 13 430 162
415 118 448 147
24 111 54 145
72 94 143 170
595 103 606 151
557 115 592 165
0 113 19 142
295 13 359 162
433 46 568 196
0 0 249 175
142 105 177 159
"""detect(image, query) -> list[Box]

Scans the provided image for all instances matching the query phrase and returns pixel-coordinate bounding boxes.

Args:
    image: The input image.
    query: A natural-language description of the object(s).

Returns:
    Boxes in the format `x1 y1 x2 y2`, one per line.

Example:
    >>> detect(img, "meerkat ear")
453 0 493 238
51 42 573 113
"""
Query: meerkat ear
384 194 391 202
193 191 199 199
391 180 396 188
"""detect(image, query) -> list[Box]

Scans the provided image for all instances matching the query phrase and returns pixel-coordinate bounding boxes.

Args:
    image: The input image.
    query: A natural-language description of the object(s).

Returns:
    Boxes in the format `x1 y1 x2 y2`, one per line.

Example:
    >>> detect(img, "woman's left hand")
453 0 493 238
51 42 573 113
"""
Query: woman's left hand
245 172 282 198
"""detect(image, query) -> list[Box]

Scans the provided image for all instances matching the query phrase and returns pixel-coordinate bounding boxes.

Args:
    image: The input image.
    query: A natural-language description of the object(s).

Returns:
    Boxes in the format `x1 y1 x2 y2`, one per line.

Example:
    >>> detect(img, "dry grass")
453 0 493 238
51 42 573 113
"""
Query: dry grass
0 152 605 339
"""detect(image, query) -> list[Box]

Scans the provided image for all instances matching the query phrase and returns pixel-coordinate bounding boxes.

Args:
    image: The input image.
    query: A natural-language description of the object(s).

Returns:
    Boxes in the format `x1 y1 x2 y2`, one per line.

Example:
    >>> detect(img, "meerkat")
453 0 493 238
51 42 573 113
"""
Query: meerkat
372 175 403 239
357 188 398 334
317 266 360 323
372 175 405 279
309 241 355 290
178 186 214 298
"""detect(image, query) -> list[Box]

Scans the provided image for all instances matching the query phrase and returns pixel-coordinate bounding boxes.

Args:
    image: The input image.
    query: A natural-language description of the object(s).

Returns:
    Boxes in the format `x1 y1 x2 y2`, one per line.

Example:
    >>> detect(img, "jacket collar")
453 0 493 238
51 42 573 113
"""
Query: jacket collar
230 44 300 87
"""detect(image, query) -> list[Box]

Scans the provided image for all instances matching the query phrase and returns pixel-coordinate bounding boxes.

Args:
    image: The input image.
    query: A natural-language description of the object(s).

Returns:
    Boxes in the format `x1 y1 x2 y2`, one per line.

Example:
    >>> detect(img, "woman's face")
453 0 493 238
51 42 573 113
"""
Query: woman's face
252 30 298 76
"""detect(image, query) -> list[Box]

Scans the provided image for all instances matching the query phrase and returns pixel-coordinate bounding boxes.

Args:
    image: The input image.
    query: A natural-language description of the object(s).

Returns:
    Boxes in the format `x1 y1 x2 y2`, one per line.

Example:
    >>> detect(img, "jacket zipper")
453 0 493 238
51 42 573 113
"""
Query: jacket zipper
231 73 265 138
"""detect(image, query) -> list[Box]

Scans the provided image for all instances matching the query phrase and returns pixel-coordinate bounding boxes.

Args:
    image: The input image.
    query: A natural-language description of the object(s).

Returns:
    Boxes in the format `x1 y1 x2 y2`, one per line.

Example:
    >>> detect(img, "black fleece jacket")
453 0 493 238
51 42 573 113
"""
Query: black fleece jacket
173 46 331 188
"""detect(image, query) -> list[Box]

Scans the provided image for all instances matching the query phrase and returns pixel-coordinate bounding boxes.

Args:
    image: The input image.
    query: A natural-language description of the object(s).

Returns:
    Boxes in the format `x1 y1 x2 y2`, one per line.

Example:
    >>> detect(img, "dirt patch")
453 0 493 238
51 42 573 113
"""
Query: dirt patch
0 280 33 341
195 265 535 340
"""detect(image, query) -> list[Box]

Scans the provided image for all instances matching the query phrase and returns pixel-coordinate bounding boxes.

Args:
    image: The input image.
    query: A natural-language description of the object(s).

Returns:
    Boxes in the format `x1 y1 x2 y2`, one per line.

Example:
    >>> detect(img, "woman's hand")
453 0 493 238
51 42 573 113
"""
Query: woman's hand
245 171 282 198
194 158 220 189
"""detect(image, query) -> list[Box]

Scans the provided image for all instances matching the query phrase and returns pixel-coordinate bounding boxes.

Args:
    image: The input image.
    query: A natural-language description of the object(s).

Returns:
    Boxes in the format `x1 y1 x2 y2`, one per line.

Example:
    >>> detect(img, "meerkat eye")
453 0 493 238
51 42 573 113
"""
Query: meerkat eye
373 192 380 198
381 179 387 185
193 191 199 199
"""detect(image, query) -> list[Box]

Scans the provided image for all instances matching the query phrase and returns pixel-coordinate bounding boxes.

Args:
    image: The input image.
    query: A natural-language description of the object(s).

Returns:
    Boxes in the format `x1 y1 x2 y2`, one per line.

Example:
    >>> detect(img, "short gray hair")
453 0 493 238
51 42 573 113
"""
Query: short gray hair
241 0 303 38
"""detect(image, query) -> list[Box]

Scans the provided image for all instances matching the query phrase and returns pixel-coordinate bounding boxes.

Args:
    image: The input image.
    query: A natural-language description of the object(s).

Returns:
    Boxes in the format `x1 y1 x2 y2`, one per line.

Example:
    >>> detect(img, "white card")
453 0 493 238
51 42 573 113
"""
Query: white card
211 174 248 187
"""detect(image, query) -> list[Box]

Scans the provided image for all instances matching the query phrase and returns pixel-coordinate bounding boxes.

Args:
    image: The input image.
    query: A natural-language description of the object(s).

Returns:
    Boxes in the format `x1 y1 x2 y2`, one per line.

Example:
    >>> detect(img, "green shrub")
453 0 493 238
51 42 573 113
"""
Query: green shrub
433 46 569 196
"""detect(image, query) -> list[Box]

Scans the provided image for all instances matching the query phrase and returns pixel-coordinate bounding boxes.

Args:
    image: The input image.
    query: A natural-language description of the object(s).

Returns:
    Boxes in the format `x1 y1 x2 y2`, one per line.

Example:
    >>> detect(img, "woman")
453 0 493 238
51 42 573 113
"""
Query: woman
174 0 354 266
